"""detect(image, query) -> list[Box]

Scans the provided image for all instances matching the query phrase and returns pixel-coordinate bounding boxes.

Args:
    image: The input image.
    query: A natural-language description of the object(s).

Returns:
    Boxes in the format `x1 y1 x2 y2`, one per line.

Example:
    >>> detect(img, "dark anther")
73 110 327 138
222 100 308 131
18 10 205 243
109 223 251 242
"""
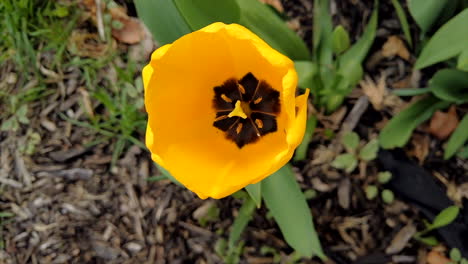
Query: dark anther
212 72 281 148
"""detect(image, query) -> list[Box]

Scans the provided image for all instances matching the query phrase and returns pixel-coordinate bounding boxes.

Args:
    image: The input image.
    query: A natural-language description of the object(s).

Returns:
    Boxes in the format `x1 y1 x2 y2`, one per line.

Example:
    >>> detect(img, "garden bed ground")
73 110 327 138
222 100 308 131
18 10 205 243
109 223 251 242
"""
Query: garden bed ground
0 0 467 263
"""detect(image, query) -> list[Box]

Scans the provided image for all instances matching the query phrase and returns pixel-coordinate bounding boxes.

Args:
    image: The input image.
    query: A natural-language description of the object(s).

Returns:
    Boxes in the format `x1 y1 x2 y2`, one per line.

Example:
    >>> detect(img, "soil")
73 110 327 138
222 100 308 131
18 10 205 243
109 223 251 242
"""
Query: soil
0 0 467 263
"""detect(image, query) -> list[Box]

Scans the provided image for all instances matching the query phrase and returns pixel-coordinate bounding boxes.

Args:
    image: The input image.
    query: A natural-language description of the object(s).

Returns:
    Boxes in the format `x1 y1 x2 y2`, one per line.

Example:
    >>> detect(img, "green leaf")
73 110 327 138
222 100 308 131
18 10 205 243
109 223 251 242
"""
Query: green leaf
331 153 358 173
245 182 262 208
407 0 448 33
429 69 468 103
416 236 439 246
359 138 379 161
337 2 378 85
314 0 334 88
445 114 468 159
415 8 468 69
134 0 191 45
332 25 351 54
430 205 460 230
236 0 310 60
458 145 468 159
377 171 392 184
227 197 256 252
262 164 326 259
458 49 468 71
392 87 431 96
365 185 378 200
379 96 451 149
295 61 318 90
174 0 240 30
450 248 462 262
390 0 412 47
294 115 317 161
342 132 359 152
381 189 394 204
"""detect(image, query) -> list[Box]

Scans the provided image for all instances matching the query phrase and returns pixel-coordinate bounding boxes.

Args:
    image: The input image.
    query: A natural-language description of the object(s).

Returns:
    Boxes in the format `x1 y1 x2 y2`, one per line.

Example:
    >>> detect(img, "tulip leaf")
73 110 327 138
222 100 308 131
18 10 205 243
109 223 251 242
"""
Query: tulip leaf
428 69 468 103
407 0 448 33
294 115 317 161
262 164 326 259
174 0 240 31
458 48 468 72
245 182 262 208
379 96 451 149
134 0 191 45
390 0 412 47
236 0 310 60
415 8 468 69
227 196 256 252
314 0 334 87
445 114 468 159
295 61 318 91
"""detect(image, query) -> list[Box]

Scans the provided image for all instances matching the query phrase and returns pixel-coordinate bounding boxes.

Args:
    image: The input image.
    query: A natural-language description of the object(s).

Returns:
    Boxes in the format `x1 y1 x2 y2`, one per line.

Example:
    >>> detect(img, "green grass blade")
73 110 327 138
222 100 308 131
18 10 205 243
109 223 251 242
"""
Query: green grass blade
390 0 412 47
134 0 191 45
236 0 310 60
415 8 468 69
445 114 468 159
245 182 262 208
262 164 326 259
379 96 451 149
174 0 240 31
154 163 182 186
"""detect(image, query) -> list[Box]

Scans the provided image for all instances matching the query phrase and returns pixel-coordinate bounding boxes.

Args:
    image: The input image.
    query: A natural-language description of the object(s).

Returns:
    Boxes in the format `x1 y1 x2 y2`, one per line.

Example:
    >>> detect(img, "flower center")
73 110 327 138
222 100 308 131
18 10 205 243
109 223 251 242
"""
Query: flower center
212 72 281 148
228 101 251 119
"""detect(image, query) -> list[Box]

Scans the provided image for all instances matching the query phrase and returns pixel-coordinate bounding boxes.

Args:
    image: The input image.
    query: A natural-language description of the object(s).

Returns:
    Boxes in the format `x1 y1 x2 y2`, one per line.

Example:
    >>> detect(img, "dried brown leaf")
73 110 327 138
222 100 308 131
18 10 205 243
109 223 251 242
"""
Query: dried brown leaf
429 106 459 140
259 0 284 12
360 75 385 110
382 36 410 61
426 250 452 264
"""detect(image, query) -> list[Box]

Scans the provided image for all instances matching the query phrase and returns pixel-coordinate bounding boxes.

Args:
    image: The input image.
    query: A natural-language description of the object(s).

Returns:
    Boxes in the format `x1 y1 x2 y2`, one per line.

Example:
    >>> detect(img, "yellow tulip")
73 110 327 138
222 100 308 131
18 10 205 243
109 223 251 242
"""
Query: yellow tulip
143 22 309 199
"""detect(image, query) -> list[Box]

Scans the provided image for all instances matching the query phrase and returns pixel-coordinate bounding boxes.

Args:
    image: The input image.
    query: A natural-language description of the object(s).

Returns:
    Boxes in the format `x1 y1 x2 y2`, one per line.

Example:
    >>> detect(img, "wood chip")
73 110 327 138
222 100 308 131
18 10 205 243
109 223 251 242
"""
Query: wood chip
385 223 417 254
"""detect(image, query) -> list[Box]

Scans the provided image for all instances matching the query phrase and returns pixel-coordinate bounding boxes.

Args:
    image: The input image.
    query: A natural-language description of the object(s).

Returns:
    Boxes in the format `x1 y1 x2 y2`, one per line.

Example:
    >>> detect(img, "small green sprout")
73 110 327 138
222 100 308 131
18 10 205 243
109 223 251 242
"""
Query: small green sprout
332 132 380 173
381 189 395 204
414 205 460 246
365 185 378 200
450 248 462 262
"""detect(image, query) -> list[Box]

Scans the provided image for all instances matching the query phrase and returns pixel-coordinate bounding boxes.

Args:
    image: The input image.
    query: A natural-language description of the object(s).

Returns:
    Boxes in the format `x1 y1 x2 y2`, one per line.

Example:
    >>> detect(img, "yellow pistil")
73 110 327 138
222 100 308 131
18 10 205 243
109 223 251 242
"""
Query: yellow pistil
228 100 249 119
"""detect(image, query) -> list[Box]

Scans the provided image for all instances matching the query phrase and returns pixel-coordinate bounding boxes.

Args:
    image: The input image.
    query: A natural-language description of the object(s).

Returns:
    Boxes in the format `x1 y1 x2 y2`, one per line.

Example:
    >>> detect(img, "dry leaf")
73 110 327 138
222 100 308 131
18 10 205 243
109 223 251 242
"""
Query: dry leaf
360 75 386 110
259 0 284 12
111 17 145 44
429 106 459 140
409 134 430 164
67 31 115 58
426 250 452 264
109 5 145 44
382 36 410 61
